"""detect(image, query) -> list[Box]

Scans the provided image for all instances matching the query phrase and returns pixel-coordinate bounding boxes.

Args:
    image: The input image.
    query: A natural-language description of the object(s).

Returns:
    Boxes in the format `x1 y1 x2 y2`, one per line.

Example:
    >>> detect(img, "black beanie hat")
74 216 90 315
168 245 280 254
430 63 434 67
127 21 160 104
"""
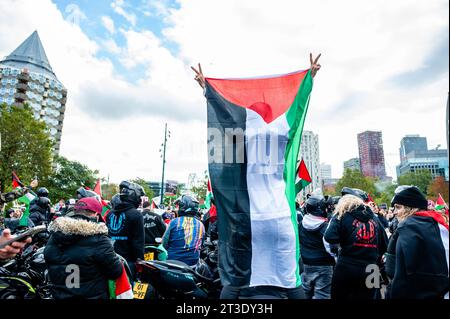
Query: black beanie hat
391 185 428 210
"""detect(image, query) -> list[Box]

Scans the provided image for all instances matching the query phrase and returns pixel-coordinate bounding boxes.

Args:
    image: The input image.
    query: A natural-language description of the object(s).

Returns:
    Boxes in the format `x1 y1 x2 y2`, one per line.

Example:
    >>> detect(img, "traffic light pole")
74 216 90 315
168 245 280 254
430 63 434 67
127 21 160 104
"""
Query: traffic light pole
160 123 167 207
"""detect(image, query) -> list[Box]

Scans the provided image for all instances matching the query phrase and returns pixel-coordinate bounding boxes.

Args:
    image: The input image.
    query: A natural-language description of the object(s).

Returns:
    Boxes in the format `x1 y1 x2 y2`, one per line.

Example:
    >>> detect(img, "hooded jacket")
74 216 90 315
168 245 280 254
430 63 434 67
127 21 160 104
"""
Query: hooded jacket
44 216 123 299
29 203 49 226
298 214 335 266
106 201 144 261
324 196 388 266
386 212 449 299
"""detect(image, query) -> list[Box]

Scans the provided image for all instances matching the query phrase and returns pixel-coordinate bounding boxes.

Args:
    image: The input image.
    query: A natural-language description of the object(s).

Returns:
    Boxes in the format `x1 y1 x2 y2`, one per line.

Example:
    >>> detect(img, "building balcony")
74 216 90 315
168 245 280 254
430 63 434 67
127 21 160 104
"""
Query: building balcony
16 82 28 91
18 73 30 81
14 92 27 101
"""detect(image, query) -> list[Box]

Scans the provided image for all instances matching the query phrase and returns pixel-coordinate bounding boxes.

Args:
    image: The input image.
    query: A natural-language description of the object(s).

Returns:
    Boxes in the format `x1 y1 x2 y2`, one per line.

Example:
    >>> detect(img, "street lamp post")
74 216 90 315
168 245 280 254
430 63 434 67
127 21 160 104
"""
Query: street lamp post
159 123 170 207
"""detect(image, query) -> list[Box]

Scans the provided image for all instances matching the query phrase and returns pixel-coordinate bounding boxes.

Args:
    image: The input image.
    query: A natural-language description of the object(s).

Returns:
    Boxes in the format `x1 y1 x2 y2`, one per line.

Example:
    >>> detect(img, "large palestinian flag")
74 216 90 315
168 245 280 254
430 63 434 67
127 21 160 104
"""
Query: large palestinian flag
205 68 313 288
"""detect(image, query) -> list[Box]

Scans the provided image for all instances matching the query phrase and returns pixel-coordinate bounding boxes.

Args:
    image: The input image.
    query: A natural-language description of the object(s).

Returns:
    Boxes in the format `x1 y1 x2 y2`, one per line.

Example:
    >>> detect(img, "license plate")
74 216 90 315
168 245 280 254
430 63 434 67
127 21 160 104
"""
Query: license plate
133 282 149 299
144 252 154 261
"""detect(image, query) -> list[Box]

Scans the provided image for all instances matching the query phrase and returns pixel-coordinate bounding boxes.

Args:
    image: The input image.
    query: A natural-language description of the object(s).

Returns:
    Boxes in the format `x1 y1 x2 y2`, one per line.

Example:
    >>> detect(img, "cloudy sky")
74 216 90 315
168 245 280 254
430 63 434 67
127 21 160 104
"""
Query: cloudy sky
0 0 448 185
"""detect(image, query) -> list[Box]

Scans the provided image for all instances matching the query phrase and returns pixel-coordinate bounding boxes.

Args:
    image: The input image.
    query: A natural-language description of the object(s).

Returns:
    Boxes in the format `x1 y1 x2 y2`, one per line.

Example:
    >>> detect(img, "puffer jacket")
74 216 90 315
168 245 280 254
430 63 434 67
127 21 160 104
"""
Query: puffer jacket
44 216 123 299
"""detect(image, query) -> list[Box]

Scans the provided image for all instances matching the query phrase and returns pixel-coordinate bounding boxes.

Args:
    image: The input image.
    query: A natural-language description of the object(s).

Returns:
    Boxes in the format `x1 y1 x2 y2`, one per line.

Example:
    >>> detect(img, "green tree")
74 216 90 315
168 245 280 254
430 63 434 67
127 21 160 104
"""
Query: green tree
427 176 449 202
0 103 53 192
45 155 99 202
191 179 208 201
101 183 119 200
131 178 154 200
335 169 377 196
375 186 395 206
397 169 433 195
176 183 186 197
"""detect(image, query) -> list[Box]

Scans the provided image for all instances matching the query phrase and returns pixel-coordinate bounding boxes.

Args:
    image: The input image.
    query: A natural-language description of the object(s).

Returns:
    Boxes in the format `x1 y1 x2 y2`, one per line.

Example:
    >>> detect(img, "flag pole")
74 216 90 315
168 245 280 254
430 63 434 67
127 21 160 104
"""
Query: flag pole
160 123 168 208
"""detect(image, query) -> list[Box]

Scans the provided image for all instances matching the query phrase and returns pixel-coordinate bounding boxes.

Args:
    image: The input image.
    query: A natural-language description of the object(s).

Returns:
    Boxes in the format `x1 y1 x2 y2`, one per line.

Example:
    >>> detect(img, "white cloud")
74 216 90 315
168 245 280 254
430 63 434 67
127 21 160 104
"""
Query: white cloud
101 15 115 34
111 0 137 26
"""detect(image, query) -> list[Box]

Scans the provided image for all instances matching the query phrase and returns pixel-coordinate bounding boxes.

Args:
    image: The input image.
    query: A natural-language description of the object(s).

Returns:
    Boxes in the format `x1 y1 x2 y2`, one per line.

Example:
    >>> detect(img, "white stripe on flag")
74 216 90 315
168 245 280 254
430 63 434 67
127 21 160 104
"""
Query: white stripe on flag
246 109 298 288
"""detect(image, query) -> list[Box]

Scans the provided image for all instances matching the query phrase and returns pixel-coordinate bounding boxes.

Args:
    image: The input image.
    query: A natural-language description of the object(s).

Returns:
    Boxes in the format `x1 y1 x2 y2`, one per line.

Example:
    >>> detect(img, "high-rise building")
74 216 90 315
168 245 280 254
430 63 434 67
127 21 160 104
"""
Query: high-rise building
344 157 361 172
299 130 321 195
320 163 332 180
399 135 428 163
0 31 67 154
396 135 448 181
357 131 386 178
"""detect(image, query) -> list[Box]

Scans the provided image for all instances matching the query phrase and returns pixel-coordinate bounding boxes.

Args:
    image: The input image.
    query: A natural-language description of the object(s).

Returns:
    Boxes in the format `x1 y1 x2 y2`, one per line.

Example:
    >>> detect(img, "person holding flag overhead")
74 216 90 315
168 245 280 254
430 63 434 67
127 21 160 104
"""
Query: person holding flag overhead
191 53 321 299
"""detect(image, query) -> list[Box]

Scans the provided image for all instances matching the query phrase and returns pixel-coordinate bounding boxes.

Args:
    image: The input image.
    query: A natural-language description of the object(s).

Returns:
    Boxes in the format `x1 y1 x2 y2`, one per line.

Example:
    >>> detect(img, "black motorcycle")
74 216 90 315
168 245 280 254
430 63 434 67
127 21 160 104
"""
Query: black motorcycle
135 258 221 299
0 227 52 299
135 238 221 299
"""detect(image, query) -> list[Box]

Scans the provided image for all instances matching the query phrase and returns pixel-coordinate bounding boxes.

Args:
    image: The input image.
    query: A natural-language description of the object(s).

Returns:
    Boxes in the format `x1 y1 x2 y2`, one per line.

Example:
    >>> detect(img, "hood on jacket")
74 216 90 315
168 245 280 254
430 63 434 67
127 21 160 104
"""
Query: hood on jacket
48 216 108 246
348 204 374 222
111 201 136 213
302 214 328 230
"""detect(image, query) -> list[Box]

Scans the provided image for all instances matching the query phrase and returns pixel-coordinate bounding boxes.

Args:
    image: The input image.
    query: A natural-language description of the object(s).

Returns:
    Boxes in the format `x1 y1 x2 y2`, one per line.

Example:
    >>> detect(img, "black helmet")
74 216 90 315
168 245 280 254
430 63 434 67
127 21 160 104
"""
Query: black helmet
391 185 427 210
119 181 145 208
174 195 199 215
305 195 326 218
76 187 98 199
37 196 51 209
110 193 122 210
37 187 49 198
341 187 369 202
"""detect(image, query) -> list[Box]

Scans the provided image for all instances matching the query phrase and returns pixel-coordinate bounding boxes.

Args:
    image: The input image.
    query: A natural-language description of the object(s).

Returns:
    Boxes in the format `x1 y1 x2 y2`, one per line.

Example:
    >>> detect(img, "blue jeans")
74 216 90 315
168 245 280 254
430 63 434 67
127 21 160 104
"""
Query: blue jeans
301 264 333 299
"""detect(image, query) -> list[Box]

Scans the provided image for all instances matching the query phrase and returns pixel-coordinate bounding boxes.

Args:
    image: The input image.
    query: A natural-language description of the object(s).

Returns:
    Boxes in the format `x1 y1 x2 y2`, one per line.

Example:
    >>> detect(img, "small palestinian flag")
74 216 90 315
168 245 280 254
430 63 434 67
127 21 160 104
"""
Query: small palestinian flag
94 178 102 197
295 158 312 194
109 264 133 299
206 68 314 288
205 179 213 209
12 171 24 189
436 194 447 210
18 191 36 226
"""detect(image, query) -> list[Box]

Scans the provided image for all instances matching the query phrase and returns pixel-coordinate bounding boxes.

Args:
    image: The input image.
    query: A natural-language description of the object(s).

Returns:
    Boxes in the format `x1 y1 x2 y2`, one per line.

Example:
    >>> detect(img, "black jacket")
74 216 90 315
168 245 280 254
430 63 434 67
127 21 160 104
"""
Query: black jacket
29 204 49 226
376 214 389 229
4 217 35 233
106 201 144 261
299 214 335 266
386 213 449 299
142 209 166 245
44 216 123 299
324 201 388 266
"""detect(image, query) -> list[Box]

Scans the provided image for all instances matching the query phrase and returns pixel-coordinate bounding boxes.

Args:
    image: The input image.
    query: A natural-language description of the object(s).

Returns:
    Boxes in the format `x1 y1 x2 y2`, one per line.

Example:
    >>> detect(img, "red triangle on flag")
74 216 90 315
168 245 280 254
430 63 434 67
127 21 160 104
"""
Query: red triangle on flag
437 194 446 206
12 171 24 189
207 179 212 193
298 159 312 183
93 178 102 198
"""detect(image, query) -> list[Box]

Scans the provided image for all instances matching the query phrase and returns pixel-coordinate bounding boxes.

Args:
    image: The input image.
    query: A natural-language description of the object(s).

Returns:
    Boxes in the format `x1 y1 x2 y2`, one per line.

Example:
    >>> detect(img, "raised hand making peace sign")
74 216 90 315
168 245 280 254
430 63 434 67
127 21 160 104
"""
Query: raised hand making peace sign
310 53 321 78
190 63 206 89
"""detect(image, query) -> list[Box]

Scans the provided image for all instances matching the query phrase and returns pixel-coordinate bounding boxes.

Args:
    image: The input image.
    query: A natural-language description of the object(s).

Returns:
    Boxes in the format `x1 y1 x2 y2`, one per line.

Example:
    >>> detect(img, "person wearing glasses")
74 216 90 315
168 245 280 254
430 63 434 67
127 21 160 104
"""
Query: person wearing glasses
385 185 449 299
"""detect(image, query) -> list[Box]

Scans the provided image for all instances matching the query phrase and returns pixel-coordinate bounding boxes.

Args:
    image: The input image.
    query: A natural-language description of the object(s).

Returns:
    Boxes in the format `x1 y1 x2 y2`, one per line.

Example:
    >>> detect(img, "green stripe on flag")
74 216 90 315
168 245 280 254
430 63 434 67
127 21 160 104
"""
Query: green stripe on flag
283 70 313 287
17 192 35 226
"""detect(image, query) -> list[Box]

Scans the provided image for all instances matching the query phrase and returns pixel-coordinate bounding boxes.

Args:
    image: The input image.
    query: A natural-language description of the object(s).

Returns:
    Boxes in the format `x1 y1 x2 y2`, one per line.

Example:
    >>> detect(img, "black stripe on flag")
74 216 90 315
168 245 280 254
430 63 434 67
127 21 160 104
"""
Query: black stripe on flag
206 82 252 287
